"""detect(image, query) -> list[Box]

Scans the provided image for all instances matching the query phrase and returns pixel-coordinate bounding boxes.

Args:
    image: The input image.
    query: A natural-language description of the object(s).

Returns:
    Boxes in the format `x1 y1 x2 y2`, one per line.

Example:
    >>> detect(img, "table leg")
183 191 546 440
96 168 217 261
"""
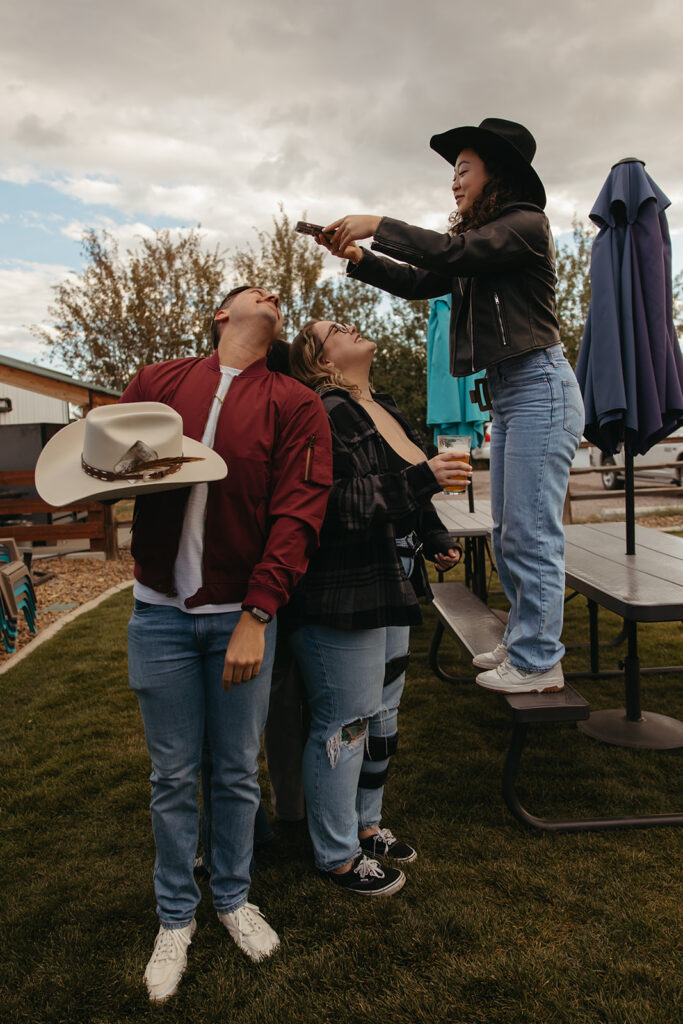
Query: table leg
463 538 473 592
502 723 683 831
473 538 487 602
623 620 642 722
588 599 599 675
578 616 683 749
428 620 476 685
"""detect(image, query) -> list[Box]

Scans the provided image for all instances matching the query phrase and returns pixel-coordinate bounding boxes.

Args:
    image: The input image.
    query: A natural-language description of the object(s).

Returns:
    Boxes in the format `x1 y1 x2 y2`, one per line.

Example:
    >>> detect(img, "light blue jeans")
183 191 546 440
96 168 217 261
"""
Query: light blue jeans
128 601 276 926
487 345 584 671
290 623 410 871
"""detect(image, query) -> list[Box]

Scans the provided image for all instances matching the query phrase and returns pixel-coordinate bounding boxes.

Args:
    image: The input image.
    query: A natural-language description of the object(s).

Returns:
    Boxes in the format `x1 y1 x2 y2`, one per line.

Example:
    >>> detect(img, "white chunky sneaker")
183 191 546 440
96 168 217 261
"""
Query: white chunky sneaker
476 656 564 694
217 902 280 963
472 642 508 669
144 919 197 1002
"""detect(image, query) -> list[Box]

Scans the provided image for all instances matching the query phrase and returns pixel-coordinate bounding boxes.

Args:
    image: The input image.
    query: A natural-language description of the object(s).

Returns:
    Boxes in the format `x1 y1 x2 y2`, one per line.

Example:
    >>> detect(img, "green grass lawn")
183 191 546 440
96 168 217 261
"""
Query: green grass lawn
1 575 682 1024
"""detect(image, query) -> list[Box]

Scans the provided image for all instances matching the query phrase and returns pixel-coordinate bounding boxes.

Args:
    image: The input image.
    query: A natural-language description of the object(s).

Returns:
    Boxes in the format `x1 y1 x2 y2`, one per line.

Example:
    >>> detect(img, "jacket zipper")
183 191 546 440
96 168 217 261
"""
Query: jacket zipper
493 291 509 347
468 284 475 372
304 433 316 481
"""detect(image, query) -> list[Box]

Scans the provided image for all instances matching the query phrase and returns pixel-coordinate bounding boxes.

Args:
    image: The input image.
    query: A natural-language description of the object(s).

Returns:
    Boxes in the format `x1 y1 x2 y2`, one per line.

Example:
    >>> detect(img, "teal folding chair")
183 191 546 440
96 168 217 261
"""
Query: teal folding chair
0 589 17 653
0 563 37 635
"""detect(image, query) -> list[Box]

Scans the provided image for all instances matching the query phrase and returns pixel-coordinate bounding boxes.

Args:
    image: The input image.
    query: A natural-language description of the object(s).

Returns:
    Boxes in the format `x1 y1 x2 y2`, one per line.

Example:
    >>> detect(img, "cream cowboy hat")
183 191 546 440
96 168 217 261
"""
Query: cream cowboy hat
35 402 227 506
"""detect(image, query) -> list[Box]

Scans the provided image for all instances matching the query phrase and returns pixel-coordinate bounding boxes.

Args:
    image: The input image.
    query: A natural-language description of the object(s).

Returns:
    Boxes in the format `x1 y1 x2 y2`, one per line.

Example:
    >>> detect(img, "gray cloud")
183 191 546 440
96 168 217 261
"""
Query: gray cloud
1 0 682 360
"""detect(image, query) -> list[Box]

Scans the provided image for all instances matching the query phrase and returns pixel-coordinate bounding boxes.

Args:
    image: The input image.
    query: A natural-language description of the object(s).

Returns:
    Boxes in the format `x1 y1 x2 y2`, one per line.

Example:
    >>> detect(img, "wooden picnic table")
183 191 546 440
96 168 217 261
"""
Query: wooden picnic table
427 509 683 826
563 522 683 750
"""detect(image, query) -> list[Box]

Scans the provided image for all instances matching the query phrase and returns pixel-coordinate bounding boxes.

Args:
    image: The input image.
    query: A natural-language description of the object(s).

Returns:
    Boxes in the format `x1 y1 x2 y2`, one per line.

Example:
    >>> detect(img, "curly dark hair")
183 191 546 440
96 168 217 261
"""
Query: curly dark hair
448 146 536 235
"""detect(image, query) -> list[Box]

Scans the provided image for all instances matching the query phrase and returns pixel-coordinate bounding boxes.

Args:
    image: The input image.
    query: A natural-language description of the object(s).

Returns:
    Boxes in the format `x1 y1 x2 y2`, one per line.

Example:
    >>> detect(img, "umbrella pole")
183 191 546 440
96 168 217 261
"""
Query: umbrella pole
625 441 635 555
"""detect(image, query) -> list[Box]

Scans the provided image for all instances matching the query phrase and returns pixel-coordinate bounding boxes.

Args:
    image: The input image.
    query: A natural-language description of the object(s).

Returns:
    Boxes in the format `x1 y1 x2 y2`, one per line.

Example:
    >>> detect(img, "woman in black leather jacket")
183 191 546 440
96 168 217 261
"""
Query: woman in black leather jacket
317 118 585 696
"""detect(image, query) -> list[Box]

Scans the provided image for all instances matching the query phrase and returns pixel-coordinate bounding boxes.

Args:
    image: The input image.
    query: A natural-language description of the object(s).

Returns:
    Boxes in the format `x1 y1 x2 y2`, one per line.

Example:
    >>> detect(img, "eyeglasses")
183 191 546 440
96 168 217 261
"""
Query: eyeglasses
314 322 354 357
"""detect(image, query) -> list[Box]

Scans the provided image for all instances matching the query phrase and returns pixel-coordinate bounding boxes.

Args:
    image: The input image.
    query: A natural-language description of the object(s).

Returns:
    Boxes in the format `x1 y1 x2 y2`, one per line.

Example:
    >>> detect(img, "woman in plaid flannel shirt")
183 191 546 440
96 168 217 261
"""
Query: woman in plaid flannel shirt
285 319 469 897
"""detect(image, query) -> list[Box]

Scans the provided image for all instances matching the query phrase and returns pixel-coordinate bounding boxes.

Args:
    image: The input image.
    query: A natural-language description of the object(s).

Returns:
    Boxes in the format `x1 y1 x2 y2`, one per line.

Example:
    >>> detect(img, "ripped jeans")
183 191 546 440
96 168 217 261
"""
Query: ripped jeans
290 622 409 872
290 623 410 871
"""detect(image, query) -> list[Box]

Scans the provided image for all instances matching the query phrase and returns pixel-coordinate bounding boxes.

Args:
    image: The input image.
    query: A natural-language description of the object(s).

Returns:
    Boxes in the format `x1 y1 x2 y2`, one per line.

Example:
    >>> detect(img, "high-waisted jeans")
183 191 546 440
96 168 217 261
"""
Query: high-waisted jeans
487 345 584 672
128 601 276 926
290 623 410 871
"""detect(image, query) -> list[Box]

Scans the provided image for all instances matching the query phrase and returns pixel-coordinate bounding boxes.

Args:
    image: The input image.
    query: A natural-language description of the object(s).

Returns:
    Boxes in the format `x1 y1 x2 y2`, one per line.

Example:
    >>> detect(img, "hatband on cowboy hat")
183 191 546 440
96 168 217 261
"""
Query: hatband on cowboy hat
35 402 227 507
430 117 546 209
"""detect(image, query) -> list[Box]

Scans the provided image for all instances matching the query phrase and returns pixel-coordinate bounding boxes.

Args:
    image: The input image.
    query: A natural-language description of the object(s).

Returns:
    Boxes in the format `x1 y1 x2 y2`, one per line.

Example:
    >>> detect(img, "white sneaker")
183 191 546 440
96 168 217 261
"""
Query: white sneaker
472 642 507 669
476 657 564 694
144 919 197 1002
217 902 280 963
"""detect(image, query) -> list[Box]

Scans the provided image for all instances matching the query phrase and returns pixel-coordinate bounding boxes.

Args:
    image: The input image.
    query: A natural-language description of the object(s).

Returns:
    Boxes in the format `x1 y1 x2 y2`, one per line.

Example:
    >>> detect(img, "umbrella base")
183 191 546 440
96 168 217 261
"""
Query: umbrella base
578 708 683 750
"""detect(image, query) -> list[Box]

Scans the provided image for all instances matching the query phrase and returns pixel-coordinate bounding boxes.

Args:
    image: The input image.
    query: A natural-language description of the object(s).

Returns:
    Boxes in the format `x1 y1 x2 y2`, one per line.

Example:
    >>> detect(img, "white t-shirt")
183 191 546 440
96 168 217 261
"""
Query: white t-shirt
133 366 243 614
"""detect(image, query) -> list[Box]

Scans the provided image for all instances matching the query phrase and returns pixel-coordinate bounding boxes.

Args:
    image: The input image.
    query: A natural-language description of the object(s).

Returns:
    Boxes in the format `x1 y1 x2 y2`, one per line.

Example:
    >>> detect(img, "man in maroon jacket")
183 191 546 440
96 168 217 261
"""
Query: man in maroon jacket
121 286 332 1001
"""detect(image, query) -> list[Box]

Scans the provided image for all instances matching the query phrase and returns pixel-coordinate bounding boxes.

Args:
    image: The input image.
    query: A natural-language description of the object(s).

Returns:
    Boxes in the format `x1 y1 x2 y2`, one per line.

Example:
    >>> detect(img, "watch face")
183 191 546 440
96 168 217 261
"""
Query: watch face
247 606 271 623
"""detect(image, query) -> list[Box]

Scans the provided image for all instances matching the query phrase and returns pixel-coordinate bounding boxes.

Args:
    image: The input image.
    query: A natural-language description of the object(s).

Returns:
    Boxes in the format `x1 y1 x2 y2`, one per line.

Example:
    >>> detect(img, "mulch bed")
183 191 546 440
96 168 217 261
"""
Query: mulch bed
1 552 134 665
637 513 683 529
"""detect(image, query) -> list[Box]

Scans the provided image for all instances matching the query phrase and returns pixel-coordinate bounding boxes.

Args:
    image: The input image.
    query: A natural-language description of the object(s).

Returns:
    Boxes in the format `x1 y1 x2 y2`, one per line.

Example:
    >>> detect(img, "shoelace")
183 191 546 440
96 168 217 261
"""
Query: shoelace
496 659 534 679
354 856 385 880
149 928 188 965
232 902 266 935
374 828 397 849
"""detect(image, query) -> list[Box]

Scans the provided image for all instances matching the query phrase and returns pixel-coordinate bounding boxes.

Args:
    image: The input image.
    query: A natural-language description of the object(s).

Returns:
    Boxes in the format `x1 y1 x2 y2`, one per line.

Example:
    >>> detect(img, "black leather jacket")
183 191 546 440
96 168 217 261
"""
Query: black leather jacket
348 203 561 376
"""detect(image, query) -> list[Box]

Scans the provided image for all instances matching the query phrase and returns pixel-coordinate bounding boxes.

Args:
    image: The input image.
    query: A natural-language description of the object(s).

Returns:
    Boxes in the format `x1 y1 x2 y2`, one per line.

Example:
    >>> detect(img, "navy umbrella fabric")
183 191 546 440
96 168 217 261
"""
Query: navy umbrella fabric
576 158 683 552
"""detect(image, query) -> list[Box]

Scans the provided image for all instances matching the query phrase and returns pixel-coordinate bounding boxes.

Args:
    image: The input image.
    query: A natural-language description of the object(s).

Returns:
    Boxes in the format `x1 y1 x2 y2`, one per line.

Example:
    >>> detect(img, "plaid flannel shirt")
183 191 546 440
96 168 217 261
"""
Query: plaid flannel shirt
284 388 453 631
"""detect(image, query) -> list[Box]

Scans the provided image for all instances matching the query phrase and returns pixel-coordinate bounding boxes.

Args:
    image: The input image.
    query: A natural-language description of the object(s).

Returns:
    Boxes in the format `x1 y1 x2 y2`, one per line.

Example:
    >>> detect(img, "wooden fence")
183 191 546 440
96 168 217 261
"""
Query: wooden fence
0 470 118 559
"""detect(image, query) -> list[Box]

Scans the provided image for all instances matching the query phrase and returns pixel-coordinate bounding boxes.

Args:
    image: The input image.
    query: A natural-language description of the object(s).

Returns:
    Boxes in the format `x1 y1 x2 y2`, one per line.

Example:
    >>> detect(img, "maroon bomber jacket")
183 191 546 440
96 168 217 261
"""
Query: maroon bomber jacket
119 351 332 617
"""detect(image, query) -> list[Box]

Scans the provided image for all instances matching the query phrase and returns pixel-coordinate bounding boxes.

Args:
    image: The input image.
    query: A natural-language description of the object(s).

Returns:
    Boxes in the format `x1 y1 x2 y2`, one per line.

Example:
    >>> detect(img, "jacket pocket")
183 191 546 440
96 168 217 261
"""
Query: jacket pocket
303 432 333 486
492 291 510 347
304 433 317 482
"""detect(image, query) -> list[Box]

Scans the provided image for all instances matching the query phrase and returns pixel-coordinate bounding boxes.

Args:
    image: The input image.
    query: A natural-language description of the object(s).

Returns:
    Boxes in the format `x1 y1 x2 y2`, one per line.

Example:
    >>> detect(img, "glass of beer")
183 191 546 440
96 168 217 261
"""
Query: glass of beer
437 434 471 494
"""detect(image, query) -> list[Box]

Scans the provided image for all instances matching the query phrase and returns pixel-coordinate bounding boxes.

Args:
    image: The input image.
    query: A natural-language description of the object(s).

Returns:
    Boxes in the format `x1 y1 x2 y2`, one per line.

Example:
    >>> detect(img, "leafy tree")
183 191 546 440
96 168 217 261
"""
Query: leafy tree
554 218 595 368
313 276 430 443
231 205 326 329
32 228 227 391
232 210 431 440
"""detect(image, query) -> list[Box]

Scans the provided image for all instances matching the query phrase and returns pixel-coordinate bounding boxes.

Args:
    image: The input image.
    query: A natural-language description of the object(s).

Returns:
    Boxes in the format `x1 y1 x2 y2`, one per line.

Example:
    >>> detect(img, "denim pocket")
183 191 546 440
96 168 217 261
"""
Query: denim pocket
133 598 154 611
562 380 585 440
498 351 550 387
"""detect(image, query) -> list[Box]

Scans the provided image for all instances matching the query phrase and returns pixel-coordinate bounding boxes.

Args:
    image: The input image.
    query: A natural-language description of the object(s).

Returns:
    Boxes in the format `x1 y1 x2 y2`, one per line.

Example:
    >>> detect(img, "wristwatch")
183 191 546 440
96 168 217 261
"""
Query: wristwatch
243 605 272 624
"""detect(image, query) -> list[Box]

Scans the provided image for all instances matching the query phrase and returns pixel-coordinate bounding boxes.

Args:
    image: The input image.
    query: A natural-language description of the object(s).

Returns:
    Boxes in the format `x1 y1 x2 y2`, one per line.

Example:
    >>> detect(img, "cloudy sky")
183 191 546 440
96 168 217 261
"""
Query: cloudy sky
2 0 682 364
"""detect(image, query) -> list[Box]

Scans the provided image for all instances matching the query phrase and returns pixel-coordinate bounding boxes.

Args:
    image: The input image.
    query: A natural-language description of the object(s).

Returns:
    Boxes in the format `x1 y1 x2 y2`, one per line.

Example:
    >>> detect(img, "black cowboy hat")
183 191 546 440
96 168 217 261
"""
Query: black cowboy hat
430 117 546 209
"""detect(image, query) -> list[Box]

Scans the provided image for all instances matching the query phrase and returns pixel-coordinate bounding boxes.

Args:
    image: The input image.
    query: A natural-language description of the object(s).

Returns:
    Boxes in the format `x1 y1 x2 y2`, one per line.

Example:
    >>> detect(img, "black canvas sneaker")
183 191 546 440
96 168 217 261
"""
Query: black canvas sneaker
322 853 405 896
359 827 417 863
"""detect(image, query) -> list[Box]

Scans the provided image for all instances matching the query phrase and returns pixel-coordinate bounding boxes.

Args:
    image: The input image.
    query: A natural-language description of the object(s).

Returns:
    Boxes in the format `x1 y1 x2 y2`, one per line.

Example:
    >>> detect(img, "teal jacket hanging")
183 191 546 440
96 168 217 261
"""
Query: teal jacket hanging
427 295 487 447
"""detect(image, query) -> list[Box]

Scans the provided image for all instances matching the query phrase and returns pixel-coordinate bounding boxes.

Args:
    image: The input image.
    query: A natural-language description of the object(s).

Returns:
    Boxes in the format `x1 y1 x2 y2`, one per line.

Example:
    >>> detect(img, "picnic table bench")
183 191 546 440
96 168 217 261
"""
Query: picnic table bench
429 508 683 832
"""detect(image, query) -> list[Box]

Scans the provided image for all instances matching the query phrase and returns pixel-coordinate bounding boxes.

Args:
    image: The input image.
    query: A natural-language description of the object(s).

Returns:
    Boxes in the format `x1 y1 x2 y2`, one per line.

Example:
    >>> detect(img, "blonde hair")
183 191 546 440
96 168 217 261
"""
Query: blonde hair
289 320 363 396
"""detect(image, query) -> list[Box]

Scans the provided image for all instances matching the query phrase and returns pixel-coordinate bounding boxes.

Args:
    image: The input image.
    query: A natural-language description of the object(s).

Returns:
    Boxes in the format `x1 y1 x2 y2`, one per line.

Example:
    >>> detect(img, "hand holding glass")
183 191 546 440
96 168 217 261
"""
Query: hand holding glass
436 434 472 493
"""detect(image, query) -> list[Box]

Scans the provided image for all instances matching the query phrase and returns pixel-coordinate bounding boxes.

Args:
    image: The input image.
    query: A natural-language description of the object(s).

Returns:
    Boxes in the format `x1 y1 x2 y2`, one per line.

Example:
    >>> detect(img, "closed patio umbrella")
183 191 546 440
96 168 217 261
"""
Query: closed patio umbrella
575 158 683 748
576 158 683 554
